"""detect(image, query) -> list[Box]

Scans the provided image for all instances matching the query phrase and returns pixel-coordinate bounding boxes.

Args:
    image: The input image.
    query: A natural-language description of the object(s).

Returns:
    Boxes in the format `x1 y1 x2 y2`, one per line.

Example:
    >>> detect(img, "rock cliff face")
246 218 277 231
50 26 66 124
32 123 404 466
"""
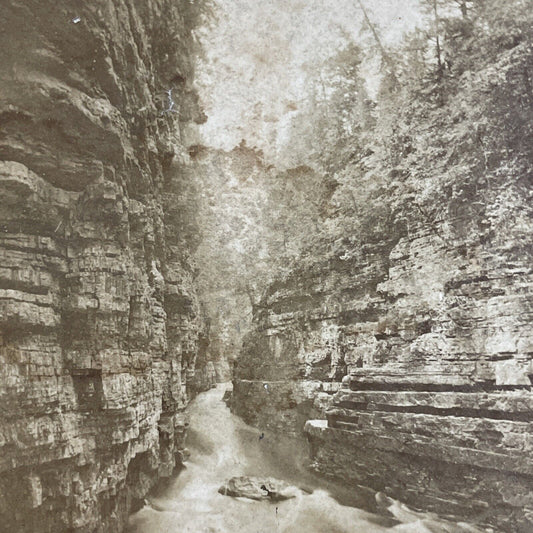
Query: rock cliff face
233 42 533 532
0 1 210 531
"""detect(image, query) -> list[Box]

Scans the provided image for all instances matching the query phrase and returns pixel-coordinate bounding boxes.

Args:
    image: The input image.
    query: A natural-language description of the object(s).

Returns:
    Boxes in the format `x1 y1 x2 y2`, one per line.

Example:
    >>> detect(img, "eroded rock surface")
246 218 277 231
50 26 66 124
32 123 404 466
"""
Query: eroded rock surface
0 1 211 531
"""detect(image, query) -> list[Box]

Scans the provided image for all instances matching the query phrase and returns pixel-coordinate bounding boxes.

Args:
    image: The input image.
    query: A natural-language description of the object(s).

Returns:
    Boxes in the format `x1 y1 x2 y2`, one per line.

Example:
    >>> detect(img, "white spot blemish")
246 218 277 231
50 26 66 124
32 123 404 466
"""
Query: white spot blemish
161 89 177 115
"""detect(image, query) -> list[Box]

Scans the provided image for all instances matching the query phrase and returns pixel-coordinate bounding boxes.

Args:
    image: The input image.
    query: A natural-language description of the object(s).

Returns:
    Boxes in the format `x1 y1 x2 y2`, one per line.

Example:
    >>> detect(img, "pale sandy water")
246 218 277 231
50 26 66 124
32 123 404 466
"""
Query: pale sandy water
127 385 484 533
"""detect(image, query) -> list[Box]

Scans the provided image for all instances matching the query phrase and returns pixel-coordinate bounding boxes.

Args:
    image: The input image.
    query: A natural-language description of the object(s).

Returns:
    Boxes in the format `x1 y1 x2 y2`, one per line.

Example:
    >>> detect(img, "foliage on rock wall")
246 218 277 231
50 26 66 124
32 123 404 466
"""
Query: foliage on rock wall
280 0 533 277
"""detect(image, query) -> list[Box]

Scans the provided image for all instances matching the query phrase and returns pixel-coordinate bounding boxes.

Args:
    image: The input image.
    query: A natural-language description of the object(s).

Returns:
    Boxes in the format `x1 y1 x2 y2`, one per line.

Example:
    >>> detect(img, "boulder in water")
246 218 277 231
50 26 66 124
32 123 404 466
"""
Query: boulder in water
218 476 300 501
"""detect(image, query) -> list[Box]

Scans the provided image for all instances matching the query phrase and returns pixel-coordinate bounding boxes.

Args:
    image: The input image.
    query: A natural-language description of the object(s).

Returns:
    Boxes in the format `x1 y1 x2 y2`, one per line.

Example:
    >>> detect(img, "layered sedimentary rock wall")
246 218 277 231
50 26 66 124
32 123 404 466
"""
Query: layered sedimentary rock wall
233 43 533 532
234 181 533 533
0 1 210 531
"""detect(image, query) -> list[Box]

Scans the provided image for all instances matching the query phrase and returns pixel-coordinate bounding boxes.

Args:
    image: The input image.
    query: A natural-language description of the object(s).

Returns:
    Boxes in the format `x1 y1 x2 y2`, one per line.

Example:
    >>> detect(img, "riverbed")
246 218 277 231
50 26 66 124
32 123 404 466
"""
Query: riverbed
127 385 484 533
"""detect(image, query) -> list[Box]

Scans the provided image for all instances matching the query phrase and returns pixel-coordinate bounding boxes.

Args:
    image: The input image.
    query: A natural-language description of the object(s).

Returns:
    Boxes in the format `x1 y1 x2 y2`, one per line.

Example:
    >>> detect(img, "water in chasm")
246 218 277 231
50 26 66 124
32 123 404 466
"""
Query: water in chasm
127 385 480 533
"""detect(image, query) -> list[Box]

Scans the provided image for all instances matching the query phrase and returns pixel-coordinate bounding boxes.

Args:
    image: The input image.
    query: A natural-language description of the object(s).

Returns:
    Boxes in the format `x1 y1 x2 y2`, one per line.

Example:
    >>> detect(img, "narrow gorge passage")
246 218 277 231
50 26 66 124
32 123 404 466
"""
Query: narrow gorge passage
1 0 532 532
127 385 477 533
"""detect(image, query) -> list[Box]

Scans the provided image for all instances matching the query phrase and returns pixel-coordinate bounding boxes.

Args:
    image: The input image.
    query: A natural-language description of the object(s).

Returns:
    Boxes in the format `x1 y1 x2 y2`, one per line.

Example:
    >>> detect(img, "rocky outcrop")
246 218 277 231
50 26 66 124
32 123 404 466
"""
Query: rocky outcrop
189 143 330 383
0 1 211 531
218 476 300 501
232 42 533 532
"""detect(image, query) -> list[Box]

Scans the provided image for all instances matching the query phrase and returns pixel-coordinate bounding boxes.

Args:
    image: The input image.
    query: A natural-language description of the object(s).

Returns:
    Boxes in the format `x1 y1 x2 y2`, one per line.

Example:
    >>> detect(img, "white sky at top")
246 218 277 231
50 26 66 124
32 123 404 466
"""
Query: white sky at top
193 0 423 162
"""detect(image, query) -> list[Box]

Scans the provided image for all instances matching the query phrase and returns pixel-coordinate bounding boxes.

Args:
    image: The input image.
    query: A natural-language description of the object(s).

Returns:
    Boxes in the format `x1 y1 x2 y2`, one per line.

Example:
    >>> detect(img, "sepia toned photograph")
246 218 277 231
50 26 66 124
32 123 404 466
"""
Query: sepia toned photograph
0 1 531 531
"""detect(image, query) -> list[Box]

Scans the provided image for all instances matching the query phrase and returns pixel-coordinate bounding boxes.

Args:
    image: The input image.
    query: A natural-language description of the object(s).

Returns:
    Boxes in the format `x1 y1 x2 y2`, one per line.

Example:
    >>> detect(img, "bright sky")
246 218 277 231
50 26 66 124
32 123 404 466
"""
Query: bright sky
194 0 423 164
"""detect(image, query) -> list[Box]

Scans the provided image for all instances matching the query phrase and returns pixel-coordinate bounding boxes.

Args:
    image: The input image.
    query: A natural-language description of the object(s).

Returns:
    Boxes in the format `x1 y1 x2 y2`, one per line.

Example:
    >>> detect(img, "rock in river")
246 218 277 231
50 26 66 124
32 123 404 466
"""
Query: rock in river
218 476 301 501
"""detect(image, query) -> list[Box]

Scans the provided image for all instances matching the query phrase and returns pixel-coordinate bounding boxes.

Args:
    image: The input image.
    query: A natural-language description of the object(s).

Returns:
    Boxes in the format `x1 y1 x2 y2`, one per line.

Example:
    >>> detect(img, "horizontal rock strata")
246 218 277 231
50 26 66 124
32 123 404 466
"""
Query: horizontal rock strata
233 215 533 530
233 43 533 533
0 1 210 531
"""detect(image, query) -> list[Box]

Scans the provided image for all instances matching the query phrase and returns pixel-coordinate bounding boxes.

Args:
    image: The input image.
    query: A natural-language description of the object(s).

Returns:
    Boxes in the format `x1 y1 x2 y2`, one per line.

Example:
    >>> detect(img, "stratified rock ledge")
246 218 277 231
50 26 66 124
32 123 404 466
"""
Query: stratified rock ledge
0 1 212 531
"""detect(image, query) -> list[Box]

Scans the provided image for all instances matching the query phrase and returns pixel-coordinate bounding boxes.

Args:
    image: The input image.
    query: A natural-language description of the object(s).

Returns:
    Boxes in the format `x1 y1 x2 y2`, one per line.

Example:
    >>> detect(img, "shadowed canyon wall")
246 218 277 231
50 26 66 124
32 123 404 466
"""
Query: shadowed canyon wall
0 1 212 531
